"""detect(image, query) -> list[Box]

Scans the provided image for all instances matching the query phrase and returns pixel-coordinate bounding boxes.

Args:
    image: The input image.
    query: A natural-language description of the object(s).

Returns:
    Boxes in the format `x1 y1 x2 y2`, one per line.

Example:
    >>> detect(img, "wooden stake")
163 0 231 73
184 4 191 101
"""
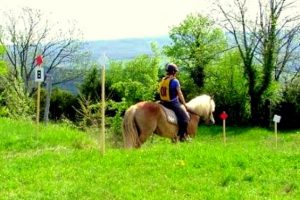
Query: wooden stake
100 65 105 154
35 82 41 139
43 74 52 124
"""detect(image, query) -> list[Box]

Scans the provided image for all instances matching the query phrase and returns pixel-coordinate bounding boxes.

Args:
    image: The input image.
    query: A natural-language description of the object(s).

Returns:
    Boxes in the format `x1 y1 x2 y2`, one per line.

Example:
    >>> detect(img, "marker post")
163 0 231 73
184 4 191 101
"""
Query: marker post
273 114 281 148
220 111 228 144
99 53 108 155
100 64 105 154
34 55 44 139
35 55 44 125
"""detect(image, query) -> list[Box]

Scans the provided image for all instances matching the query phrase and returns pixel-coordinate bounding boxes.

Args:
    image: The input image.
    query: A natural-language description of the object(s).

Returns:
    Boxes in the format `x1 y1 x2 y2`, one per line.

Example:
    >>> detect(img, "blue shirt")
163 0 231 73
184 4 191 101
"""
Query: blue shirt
169 78 180 102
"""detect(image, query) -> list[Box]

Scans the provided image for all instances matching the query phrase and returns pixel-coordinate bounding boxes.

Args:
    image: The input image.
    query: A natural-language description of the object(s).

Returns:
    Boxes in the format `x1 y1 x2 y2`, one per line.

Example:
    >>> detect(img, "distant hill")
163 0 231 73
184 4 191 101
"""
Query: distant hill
84 36 172 61
57 36 172 93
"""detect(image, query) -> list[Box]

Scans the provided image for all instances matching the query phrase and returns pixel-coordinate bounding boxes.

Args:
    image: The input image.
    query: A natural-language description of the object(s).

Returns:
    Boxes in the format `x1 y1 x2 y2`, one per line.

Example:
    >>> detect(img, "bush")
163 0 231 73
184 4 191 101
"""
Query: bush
48 88 78 121
0 71 34 119
276 76 300 129
203 51 250 125
107 54 160 105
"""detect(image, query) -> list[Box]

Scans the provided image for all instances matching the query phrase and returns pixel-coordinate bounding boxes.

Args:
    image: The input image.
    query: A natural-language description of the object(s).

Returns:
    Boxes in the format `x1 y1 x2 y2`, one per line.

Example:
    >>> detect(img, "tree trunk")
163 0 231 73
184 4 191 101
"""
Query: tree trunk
250 95 261 126
43 74 52 123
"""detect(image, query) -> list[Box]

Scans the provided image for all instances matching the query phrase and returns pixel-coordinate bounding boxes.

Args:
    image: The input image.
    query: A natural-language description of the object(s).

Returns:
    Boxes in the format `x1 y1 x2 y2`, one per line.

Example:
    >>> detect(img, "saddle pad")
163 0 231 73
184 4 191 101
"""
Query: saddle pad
160 105 178 125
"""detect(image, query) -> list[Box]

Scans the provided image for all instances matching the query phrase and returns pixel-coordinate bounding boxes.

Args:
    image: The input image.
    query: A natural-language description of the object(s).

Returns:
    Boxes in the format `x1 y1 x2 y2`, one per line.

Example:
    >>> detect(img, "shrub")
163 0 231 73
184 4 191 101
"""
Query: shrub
203 51 250 125
0 69 34 119
277 76 300 129
49 88 78 121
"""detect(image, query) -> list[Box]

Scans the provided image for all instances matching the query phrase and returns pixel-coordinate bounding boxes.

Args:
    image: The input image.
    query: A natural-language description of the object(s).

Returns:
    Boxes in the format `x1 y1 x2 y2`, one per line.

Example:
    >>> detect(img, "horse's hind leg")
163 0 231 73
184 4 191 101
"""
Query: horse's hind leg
135 119 157 146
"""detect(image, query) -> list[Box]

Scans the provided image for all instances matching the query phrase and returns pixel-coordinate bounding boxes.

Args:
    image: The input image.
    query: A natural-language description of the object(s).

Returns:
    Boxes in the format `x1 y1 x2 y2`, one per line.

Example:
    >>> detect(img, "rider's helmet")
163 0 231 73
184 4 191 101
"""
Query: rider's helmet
166 63 179 73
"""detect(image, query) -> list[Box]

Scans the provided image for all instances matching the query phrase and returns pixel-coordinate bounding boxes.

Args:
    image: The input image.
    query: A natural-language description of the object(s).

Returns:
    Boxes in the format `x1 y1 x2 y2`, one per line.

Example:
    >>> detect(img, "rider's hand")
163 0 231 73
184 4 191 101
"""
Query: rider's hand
183 103 188 110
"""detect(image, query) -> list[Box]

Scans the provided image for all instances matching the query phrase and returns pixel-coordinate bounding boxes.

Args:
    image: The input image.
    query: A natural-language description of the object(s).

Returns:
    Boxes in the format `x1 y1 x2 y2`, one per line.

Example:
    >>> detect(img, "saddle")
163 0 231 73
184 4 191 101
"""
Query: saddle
160 105 178 125
158 103 190 125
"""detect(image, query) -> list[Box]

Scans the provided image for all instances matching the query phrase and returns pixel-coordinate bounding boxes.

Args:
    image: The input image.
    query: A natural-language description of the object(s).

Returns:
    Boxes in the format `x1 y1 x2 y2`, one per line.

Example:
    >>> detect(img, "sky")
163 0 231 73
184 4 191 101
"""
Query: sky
1 0 300 40
0 0 214 40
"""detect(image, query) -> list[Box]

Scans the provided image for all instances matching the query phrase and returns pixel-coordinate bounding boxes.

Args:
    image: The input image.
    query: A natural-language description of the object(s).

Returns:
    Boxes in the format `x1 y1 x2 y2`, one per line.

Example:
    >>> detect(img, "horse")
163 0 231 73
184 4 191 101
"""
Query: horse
122 94 215 148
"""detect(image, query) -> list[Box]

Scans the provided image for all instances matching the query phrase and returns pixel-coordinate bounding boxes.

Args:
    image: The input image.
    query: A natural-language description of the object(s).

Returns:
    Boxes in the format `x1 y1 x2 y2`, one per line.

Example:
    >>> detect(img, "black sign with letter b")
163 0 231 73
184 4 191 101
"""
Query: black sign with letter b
35 68 44 82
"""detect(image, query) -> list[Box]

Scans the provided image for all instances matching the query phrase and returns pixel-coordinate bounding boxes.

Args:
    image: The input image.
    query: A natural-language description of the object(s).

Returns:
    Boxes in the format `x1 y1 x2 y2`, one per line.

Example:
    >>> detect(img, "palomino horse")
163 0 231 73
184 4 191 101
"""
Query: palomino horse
122 94 215 148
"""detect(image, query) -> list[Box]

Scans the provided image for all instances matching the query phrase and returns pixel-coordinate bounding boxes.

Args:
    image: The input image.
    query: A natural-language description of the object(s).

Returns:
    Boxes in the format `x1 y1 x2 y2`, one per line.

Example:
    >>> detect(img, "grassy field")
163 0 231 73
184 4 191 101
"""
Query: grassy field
0 117 299 200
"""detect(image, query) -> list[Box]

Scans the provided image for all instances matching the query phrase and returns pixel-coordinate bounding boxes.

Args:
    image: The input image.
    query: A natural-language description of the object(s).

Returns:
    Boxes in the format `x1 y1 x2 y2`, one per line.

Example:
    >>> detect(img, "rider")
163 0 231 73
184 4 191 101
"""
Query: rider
159 63 190 142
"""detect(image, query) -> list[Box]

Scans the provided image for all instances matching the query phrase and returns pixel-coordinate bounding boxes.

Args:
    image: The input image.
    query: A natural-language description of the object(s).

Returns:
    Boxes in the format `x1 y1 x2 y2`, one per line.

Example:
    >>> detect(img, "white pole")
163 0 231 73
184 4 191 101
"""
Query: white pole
274 122 278 148
223 119 226 145
273 114 281 148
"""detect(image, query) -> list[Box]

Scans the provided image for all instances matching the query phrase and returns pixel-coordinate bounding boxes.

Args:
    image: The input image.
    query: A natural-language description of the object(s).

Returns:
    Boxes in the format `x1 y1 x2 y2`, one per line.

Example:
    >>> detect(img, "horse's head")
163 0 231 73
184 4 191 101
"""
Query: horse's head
206 98 215 124
186 94 215 124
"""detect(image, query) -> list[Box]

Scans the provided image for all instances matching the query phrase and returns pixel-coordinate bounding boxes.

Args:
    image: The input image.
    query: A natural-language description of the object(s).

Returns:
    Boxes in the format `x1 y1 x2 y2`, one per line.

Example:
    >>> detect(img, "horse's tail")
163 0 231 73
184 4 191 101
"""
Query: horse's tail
122 105 141 148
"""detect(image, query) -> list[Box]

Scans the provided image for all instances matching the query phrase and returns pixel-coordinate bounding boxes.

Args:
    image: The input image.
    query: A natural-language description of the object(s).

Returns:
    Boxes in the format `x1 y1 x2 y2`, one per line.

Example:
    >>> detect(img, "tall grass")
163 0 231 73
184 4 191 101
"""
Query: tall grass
0 118 299 199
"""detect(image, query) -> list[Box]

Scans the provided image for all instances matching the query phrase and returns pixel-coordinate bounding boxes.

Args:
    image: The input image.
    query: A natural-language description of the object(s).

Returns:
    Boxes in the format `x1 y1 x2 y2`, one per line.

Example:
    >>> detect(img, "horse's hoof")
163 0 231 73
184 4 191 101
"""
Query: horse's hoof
171 136 179 143
180 135 192 142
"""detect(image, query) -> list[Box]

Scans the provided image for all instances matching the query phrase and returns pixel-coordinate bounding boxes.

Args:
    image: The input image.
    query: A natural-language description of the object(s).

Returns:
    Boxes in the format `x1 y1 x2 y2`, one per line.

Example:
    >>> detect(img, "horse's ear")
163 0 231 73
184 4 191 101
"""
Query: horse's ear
210 94 214 100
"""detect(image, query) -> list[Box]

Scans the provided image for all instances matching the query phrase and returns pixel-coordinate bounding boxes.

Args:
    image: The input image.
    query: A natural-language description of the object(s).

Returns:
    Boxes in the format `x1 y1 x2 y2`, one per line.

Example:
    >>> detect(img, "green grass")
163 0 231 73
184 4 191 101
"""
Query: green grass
0 117 299 199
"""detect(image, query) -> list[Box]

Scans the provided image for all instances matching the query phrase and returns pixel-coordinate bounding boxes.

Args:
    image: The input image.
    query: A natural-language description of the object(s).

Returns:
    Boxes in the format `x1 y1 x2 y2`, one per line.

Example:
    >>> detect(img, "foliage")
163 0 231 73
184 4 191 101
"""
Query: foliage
0 66 34 119
0 45 8 116
1 118 299 199
78 64 122 104
0 7 88 95
48 88 78 121
74 94 102 129
277 76 300 129
106 98 128 135
0 45 7 76
216 0 299 126
106 55 159 136
107 54 160 105
284 77 300 111
79 65 101 103
105 55 159 138
164 14 227 90
203 50 250 125
76 54 160 137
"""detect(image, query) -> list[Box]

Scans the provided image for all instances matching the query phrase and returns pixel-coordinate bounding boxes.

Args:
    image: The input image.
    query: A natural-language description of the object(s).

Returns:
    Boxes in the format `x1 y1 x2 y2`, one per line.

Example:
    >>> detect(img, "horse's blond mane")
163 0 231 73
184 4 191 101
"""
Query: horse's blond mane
186 94 215 117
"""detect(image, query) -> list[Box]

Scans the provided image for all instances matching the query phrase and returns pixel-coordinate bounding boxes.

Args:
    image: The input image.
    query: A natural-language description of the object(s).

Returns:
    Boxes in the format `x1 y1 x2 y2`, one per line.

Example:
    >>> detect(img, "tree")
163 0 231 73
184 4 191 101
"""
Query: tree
265 0 300 82
0 45 34 118
0 7 87 95
204 50 249 125
79 65 102 102
0 45 8 116
163 14 227 91
279 75 300 128
107 54 160 105
76 54 160 135
48 88 78 121
0 45 7 76
217 0 300 125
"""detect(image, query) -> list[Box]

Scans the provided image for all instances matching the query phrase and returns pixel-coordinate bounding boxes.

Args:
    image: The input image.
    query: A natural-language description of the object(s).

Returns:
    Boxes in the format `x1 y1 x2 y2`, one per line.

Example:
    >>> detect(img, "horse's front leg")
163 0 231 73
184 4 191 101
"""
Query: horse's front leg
171 135 179 143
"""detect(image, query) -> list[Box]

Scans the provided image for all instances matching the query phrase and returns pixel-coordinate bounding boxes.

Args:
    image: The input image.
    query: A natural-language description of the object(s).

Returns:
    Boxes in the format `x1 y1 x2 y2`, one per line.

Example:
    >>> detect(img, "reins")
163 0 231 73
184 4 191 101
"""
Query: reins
187 108 201 117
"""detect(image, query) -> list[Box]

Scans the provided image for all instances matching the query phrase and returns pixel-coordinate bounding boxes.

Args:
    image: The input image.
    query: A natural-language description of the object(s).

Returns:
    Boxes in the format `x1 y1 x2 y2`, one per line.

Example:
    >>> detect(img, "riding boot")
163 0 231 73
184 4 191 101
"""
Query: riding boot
178 122 188 142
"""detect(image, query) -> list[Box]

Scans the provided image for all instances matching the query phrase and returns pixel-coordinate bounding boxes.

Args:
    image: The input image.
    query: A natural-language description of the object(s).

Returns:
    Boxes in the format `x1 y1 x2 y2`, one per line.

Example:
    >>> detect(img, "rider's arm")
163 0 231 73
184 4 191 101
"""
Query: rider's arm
177 86 187 109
